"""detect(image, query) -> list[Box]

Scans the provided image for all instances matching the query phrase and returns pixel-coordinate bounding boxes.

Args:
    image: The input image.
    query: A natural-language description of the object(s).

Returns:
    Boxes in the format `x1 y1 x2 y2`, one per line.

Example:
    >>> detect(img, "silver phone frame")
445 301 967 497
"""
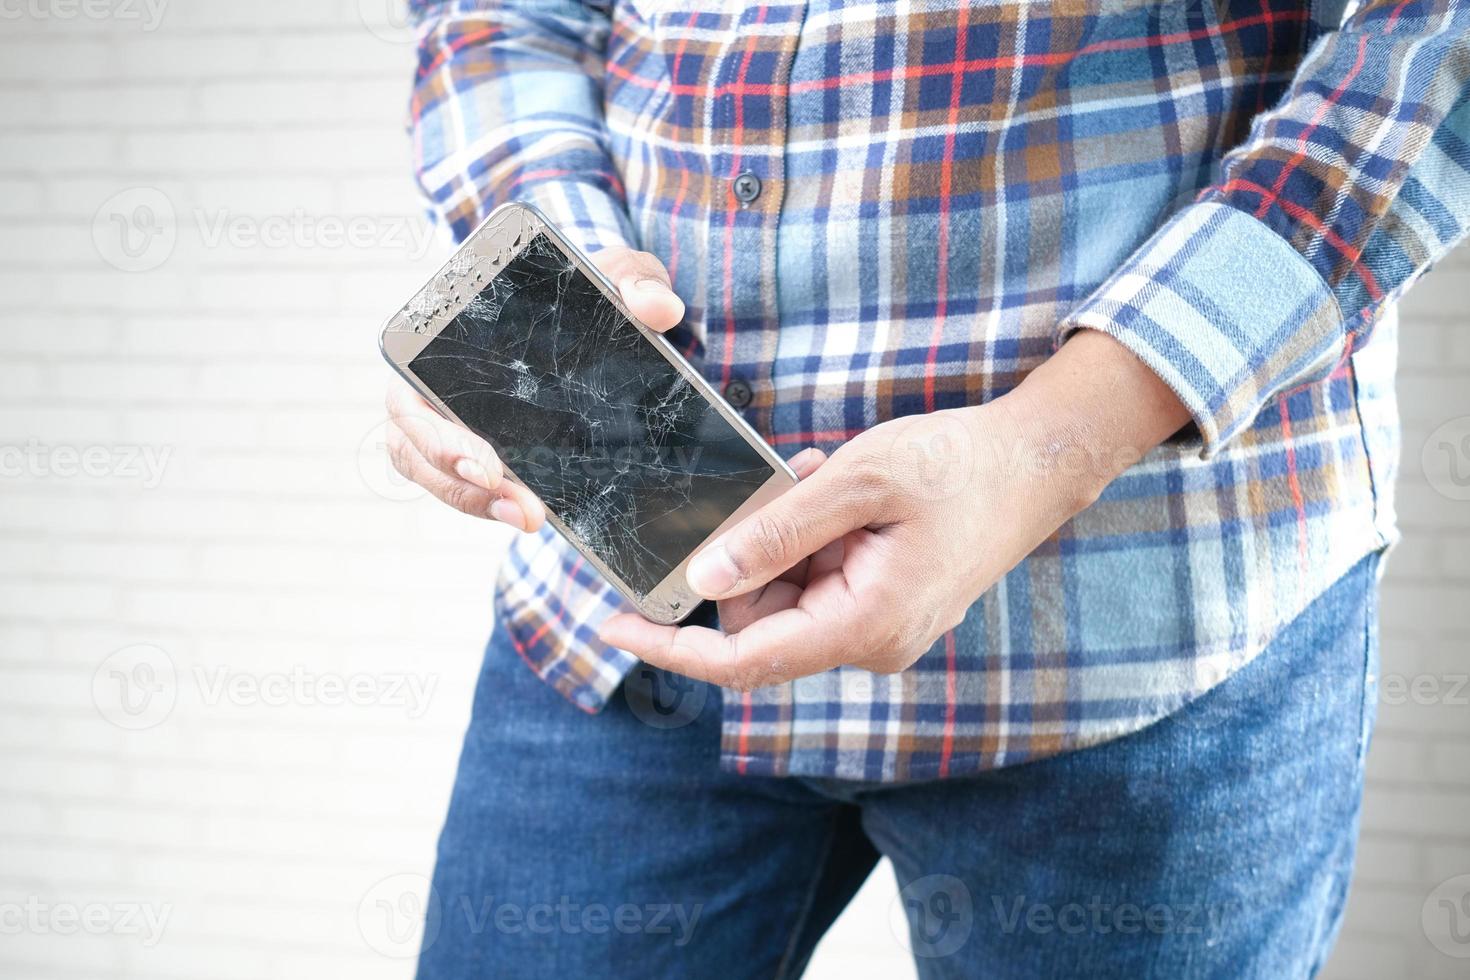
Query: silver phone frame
378 201 796 625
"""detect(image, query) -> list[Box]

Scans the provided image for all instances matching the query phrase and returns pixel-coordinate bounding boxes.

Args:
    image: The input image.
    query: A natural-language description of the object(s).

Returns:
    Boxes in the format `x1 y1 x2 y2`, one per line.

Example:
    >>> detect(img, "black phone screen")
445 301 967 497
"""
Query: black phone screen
408 233 777 598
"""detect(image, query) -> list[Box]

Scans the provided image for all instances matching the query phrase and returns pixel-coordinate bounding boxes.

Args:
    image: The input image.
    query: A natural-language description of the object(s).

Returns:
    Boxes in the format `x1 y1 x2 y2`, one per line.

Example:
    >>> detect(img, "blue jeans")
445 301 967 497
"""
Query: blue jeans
417 555 1380 979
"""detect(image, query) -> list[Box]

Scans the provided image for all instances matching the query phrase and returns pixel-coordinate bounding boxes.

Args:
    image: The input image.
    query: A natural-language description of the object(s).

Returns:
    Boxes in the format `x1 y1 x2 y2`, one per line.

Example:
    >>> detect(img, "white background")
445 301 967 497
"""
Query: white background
0 2 1467 977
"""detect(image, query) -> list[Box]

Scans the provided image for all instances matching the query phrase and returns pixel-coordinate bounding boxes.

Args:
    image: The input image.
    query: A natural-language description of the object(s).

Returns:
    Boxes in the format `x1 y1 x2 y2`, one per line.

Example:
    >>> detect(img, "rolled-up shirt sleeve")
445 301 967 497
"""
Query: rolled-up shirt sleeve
1058 0 1470 456
408 0 635 253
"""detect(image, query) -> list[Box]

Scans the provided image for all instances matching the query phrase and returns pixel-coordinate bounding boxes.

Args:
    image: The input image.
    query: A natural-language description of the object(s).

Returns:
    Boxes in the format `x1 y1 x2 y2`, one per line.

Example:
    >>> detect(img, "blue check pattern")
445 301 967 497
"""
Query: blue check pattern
407 0 1470 781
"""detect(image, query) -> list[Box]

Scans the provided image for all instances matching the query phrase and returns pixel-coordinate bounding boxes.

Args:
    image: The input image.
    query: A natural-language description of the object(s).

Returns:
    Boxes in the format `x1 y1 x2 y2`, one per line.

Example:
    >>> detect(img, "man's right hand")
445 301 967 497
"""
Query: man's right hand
384 245 685 532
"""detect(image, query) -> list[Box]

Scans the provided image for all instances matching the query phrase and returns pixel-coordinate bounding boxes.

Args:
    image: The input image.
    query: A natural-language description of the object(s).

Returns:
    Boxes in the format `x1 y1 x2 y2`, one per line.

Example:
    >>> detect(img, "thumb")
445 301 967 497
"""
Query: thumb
685 459 870 600
591 246 685 333
618 274 685 333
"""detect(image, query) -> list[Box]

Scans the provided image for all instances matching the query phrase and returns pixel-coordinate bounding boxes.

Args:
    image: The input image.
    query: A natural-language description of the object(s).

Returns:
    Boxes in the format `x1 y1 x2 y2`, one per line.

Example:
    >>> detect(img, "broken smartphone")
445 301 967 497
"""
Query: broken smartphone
379 202 796 625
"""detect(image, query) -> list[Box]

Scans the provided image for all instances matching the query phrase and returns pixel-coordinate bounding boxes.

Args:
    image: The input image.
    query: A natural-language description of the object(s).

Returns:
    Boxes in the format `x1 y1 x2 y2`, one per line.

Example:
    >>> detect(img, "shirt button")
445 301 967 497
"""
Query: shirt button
732 171 761 205
723 377 753 409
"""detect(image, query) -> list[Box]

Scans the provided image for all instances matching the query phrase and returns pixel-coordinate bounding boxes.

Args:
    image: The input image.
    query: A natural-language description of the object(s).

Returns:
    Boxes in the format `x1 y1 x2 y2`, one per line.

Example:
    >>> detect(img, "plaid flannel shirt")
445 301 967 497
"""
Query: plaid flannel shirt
407 0 1470 781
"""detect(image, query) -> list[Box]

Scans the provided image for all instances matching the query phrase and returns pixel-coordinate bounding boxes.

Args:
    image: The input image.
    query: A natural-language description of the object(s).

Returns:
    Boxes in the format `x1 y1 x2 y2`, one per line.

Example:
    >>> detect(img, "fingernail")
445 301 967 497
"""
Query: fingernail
489 498 524 528
789 447 822 477
635 277 668 293
687 543 739 597
455 458 491 489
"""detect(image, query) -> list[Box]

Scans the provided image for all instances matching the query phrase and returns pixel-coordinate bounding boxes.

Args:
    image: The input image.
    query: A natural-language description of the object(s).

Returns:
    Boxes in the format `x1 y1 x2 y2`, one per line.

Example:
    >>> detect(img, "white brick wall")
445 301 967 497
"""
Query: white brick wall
0 4 1465 978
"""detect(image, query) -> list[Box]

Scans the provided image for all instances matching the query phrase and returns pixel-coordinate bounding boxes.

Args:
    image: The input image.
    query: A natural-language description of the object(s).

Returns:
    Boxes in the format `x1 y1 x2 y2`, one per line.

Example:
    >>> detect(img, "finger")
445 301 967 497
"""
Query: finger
716 582 799 634
593 247 685 333
715 448 829 630
494 478 546 532
683 458 877 601
385 381 503 492
599 595 857 691
717 537 842 633
386 423 499 520
388 424 547 532
787 446 828 479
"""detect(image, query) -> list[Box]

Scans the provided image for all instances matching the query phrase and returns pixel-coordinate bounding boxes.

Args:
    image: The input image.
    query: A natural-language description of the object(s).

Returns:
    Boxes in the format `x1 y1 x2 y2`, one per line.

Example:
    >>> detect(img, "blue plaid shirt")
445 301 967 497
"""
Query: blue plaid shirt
408 0 1470 781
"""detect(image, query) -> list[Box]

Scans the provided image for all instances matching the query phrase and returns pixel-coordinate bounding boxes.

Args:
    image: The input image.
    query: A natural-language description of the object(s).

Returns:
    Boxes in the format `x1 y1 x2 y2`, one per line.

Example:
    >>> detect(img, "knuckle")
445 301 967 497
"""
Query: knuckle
742 514 799 572
724 661 770 693
440 481 479 515
385 427 415 477
866 653 908 676
720 669 756 693
865 577 907 615
855 634 922 675
715 637 765 692
593 246 634 277
837 447 896 503
631 250 669 281
713 599 754 634
419 423 458 469
385 381 410 414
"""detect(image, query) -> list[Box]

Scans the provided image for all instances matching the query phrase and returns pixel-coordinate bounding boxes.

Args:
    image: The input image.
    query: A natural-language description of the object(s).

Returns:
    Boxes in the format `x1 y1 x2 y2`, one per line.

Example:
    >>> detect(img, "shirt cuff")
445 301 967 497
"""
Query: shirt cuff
510 175 636 256
1055 201 1347 458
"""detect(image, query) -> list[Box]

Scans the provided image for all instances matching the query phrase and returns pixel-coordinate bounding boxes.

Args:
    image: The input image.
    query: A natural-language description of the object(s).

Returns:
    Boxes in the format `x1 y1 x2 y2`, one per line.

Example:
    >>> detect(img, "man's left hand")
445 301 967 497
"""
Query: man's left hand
597 330 1191 689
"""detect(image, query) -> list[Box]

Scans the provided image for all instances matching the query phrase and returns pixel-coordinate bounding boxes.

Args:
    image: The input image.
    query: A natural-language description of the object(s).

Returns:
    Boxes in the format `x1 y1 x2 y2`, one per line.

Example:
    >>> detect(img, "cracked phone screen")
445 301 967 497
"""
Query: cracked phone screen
407 233 777 599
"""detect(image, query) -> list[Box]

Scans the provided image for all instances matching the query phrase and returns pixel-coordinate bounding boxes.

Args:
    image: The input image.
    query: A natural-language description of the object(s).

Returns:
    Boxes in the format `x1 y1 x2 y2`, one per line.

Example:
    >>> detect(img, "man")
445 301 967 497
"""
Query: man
386 0 1468 975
